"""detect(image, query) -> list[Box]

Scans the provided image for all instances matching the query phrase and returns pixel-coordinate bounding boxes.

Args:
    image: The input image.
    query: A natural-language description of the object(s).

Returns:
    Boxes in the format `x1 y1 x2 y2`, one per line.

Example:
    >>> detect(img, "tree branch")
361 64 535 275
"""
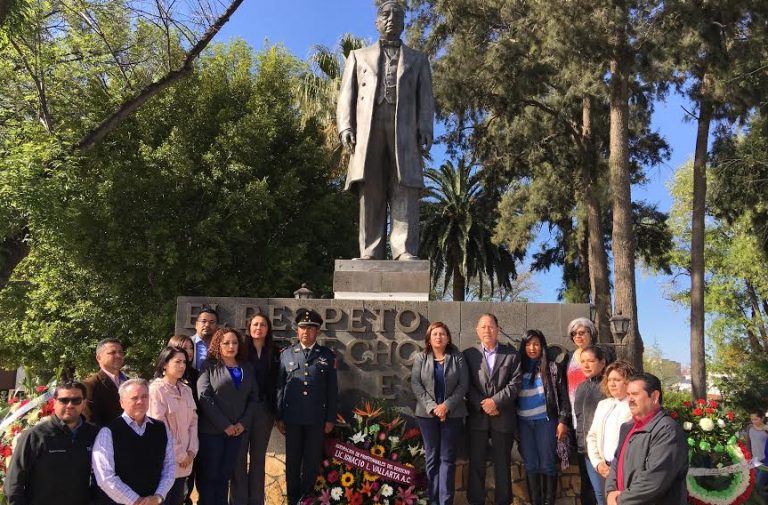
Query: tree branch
74 0 245 152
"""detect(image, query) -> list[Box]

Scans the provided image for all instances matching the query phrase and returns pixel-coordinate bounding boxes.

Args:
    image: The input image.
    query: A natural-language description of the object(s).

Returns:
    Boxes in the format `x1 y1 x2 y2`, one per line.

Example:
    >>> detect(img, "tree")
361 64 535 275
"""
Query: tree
420 159 523 301
665 0 768 400
0 43 357 376
0 0 247 293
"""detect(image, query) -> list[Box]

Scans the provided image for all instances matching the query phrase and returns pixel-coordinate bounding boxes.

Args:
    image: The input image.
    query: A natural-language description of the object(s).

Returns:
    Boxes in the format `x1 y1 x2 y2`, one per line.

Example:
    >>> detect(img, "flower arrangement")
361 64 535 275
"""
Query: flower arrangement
670 399 755 505
0 380 55 504
305 400 428 505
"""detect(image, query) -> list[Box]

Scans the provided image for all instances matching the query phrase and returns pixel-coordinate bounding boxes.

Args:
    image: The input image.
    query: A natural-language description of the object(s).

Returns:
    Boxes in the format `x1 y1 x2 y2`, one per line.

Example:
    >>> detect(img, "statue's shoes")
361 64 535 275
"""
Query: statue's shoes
396 253 419 261
353 255 374 260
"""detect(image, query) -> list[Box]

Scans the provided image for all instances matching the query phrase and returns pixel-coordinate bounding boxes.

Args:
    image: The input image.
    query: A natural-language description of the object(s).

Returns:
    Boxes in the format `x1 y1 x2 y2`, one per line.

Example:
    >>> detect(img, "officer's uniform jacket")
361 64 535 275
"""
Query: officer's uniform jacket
277 343 338 425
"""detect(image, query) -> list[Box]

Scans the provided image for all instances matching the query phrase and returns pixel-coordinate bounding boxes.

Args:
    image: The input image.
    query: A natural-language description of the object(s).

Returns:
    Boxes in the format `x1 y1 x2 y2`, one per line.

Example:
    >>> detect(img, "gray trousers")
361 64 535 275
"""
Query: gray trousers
230 402 274 505
356 101 420 260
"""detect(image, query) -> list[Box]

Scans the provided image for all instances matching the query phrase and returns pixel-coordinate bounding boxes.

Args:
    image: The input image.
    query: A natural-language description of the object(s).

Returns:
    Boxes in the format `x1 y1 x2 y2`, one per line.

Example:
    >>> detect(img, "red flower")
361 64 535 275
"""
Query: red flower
345 488 363 505
696 399 706 405
683 401 692 407
693 408 704 416
704 408 715 414
34 385 48 393
402 428 420 441
19 399 30 407
670 411 679 419
0 444 12 457
327 470 339 484
7 396 18 405
708 400 718 408
727 411 735 421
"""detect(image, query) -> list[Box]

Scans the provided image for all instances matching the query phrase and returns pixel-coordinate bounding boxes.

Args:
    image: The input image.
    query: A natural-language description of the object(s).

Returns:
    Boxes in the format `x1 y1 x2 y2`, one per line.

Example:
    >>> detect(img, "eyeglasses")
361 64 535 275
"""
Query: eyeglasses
570 330 590 337
56 397 84 405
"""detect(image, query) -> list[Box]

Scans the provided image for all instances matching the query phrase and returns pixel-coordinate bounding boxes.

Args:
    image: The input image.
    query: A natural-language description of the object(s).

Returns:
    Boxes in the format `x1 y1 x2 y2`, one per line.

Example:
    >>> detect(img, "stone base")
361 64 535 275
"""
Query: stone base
333 259 430 301
263 454 583 505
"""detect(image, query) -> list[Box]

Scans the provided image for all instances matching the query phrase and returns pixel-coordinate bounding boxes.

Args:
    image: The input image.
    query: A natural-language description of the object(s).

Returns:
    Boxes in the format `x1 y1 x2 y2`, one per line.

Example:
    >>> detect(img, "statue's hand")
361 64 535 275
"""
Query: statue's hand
419 132 433 153
340 129 356 153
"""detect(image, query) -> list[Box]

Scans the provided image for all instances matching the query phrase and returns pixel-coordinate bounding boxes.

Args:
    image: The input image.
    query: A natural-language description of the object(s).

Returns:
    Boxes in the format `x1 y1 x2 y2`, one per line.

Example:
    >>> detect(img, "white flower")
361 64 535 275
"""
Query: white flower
683 421 693 431
381 484 394 497
699 418 715 432
408 445 420 456
351 431 365 444
353 414 362 423
330 487 343 501
388 436 399 445
717 418 726 428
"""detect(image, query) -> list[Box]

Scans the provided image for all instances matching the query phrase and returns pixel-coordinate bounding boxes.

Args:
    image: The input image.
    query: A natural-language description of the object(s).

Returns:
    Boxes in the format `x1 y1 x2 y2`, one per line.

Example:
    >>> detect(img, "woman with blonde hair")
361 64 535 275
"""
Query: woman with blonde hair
585 360 637 505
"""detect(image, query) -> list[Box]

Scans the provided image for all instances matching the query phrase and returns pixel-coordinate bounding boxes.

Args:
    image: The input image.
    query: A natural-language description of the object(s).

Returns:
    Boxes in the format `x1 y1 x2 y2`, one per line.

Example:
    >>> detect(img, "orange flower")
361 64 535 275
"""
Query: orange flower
353 401 383 419
379 416 403 432
371 444 386 457
360 482 374 496
345 488 364 505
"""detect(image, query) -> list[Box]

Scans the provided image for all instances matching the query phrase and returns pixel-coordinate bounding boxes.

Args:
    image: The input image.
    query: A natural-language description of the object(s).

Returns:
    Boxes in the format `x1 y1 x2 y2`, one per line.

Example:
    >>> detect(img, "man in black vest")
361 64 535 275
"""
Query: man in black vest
3 382 100 505
92 378 175 505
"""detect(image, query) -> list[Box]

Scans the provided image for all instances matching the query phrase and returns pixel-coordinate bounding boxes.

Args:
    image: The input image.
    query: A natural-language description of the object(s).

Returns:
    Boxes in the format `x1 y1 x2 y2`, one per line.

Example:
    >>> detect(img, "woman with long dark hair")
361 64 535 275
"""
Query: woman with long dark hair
410 321 468 505
231 313 281 505
197 328 257 505
516 330 570 505
167 335 200 401
148 346 199 505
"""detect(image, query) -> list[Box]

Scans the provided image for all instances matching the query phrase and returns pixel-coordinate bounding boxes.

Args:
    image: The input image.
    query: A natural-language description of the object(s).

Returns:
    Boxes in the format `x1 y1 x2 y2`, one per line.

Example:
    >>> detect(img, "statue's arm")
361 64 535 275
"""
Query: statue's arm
417 53 435 152
336 50 358 149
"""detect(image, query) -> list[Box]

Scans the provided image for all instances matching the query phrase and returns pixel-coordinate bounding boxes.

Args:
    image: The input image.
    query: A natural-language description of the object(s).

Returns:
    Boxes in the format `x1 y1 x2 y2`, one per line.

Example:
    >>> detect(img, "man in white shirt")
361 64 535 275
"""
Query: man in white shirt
92 379 175 505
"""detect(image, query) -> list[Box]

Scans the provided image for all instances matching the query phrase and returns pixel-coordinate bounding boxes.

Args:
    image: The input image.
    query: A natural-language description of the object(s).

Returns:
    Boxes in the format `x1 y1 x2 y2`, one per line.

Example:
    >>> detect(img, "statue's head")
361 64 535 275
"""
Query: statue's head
375 0 405 41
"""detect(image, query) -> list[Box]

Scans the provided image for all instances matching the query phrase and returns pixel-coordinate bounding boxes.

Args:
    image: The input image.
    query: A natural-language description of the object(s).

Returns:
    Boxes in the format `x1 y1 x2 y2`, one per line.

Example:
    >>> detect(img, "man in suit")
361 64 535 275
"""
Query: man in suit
83 338 128 426
463 314 522 505
192 304 219 370
276 309 338 505
336 0 434 260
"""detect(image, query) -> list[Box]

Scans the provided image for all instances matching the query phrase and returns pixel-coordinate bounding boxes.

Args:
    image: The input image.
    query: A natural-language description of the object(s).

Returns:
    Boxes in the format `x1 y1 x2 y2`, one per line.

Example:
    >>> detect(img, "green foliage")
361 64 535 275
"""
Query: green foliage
419 159 522 301
0 42 357 377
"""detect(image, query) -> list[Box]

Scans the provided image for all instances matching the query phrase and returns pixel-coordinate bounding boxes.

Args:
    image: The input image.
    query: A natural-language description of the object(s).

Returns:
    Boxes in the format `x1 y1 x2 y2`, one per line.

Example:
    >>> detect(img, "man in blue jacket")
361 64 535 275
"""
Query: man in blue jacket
277 309 338 505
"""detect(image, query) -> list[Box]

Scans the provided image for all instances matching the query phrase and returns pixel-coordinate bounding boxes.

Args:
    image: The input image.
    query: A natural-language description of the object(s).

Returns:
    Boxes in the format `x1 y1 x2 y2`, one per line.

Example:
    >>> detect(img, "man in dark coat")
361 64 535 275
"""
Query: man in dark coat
3 382 100 505
606 373 688 505
463 313 522 505
276 309 338 505
82 338 127 426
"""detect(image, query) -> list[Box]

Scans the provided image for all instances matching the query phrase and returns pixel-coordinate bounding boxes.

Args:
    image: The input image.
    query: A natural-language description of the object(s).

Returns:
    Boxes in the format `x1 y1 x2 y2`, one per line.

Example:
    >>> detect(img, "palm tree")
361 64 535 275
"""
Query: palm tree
420 158 523 301
297 34 366 176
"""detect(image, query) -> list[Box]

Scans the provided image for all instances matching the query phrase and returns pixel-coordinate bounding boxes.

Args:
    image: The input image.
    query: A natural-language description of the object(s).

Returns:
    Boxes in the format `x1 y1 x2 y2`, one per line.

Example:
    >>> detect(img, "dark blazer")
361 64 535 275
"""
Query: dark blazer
197 360 258 435
605 409 688 505
82 370 123 426
411 349 468 418
464 343 522 433
277 344 338 425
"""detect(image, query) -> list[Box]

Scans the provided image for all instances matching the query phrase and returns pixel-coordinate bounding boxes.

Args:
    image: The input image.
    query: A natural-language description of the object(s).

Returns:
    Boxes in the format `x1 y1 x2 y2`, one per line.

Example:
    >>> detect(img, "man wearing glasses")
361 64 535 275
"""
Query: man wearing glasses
3 382 100 505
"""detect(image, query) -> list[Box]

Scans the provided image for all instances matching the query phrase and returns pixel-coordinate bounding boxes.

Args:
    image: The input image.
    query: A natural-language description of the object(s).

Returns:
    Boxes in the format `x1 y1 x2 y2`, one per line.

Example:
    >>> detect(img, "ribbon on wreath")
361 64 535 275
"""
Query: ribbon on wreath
324 438 418 485
688 459 755 477
0 392 53 432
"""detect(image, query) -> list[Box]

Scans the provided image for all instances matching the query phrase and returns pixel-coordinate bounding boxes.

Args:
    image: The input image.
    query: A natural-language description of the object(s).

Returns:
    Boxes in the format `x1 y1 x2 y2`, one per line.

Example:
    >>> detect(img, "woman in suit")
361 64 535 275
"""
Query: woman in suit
197 327 257 505
232 313 281 505
411 321 468 505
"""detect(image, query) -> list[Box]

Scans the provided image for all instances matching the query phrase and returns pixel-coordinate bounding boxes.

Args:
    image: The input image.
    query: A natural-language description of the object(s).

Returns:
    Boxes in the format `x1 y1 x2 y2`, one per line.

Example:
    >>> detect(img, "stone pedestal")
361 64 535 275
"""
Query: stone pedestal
333 259 430 301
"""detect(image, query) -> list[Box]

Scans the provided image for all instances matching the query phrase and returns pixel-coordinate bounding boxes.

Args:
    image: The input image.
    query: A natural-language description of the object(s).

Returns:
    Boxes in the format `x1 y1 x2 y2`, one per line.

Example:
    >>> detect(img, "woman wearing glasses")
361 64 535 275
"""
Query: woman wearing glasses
149 346 199 505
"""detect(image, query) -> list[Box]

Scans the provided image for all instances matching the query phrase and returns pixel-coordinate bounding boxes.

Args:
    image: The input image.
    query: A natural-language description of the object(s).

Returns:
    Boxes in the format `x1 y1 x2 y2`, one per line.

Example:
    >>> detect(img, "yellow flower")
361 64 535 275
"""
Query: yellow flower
363 471 379 482
370 445 385 457
405 463 414 468
340 472 355 488
314 475 326 491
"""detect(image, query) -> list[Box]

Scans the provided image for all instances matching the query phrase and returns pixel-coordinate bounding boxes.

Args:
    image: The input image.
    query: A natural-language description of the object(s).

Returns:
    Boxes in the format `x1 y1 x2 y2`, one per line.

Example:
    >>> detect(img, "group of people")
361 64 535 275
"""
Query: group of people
4 309 692 505
410 315 689 505
4 306 336 505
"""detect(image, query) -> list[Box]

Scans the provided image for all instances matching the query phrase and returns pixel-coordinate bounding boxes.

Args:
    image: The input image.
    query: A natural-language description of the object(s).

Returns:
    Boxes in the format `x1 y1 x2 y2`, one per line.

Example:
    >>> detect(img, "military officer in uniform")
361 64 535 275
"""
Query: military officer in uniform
277 309 338 505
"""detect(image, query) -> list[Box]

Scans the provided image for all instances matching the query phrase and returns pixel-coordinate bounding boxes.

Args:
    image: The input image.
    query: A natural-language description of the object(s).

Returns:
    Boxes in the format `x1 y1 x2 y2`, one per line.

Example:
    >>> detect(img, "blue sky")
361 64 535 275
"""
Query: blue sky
216 1 698 364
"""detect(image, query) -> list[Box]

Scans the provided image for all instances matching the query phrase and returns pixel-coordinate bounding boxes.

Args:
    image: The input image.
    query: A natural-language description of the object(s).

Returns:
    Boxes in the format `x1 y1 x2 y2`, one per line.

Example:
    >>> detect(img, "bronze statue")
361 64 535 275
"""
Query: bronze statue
336 0 434 260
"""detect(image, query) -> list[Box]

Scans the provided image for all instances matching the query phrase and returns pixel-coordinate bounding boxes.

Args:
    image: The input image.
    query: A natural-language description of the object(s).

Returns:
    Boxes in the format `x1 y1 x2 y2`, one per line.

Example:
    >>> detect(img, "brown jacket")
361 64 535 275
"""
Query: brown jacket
82 370 123 426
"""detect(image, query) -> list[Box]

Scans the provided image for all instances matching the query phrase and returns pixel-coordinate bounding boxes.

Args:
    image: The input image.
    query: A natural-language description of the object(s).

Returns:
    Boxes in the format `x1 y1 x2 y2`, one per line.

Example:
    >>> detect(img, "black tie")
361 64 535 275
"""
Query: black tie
304 348 310 360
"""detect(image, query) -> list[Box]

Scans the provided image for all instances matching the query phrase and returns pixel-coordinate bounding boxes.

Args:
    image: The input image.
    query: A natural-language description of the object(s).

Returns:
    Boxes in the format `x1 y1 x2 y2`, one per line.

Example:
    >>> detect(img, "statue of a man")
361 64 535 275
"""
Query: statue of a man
336 0 434 260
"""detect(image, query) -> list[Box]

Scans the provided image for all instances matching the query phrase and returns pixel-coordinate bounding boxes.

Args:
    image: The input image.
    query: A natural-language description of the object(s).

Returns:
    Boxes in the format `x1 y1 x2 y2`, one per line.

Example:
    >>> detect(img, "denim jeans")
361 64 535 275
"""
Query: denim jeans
584 455 606 505
197 433 242 505
417 416 463 505
518 417 559 475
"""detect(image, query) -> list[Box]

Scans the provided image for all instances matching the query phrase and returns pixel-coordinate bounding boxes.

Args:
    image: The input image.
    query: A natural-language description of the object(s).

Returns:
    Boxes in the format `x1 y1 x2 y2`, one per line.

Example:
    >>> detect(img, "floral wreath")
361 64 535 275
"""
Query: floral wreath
671 399 756 505
306 400 428 505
